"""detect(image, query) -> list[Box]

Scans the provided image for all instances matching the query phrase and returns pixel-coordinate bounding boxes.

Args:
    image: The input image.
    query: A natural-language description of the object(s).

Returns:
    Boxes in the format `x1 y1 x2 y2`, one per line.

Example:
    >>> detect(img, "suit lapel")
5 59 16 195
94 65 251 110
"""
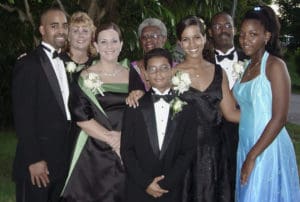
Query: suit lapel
141 93 160 157
38 46 67 118
159 108 177 159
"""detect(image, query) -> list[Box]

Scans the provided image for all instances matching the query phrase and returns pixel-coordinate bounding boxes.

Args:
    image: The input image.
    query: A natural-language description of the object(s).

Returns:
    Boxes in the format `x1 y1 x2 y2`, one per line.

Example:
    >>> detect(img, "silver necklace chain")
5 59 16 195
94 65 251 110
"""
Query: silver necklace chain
100 68 122 77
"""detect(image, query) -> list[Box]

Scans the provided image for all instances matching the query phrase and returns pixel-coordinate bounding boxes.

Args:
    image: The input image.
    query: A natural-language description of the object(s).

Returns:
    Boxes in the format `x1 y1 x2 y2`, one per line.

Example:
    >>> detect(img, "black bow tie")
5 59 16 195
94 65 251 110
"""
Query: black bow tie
215 50 235 62
151 90 174 103
42 44 60 59
52 51 60 59
152 94 174 103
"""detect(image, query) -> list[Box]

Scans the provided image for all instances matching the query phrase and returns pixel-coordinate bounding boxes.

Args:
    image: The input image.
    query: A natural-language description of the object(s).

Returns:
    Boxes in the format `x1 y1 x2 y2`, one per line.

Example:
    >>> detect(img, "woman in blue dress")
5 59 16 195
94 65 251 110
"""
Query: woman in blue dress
233 5 300 201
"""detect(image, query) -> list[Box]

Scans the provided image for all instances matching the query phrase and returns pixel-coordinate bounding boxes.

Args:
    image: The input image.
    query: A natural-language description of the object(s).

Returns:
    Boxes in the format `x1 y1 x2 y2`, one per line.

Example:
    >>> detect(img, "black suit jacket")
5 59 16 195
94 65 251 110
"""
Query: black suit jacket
121 92 197 202
12 45 71 181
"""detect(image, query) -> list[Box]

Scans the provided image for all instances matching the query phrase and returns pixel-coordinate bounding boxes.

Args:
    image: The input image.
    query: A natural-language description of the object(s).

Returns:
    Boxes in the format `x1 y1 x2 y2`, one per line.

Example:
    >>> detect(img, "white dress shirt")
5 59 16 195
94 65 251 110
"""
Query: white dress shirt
215 47 238 89
42 42 71 120
152 87 170 150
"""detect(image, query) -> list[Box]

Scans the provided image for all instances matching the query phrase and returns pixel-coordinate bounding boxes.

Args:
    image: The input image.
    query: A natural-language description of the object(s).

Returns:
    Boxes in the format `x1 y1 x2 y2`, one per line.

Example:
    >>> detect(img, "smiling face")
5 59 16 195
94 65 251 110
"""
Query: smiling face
145 56 172 93
69 23 93 52
209 13 235 52
180 25 206 58
39 10 68 49
140 26 166 53
95 29 123 62
239 19 270 57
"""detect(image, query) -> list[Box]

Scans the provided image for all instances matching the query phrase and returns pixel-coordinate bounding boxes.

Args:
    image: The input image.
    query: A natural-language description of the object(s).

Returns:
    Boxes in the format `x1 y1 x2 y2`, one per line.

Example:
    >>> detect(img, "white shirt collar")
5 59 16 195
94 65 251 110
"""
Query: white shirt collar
215 46 235 55
41 41 61 54
152 87 171 95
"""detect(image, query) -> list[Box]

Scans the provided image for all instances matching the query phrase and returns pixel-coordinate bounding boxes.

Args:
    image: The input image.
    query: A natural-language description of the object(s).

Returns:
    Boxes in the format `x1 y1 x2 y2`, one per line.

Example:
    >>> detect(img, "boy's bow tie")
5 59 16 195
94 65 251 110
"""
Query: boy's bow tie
152 93 174 103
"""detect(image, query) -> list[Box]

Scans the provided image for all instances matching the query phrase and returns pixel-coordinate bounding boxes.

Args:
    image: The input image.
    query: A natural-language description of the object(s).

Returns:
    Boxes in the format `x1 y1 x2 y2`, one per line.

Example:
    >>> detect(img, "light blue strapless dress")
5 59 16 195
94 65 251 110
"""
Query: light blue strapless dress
233 51 300 202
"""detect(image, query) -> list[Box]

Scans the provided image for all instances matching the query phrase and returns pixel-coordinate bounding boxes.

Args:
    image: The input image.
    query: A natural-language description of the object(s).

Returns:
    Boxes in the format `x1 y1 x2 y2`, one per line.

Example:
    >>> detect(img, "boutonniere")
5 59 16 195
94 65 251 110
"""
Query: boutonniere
66 61 77 73
232 60 248 80
65 61 82 81
83 72 104 95
66 60 98 81
170 71 191 119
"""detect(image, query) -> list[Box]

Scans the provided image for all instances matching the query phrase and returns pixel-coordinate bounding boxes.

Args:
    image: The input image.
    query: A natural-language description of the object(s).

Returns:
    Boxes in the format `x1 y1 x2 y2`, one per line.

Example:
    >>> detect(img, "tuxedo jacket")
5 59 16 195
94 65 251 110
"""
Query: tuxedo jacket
121 92 197 202
12 45 71 181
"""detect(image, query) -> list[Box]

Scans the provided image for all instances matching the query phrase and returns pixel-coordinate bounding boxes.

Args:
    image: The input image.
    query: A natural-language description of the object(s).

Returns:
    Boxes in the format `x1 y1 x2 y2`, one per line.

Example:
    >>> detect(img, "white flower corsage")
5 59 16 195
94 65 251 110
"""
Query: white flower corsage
66 61 77 73
170 71 191 118
170 97 187 119
83 72 104 95
172 71 192 94
232 60 248 80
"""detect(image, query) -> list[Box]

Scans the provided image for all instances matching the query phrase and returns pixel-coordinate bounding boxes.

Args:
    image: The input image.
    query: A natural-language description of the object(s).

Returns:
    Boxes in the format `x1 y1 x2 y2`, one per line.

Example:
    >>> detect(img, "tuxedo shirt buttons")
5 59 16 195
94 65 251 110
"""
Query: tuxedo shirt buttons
154 99 170 149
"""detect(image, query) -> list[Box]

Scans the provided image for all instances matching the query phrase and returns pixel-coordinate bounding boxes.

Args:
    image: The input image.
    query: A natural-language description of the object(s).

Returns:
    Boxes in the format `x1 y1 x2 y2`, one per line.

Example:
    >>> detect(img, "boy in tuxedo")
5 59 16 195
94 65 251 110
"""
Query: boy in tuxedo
121 48 197 202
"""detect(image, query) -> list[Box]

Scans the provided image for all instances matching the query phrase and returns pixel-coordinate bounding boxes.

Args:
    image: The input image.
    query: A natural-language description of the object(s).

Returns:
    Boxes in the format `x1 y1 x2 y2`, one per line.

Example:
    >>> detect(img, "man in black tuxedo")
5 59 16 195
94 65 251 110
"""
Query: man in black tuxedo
121 48 197 202
208 12 247 201
12 7 70 202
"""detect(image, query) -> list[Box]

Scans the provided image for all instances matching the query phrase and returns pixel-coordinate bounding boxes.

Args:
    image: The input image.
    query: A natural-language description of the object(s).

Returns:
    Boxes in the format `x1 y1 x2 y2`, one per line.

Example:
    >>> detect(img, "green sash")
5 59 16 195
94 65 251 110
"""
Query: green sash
62 77 128 194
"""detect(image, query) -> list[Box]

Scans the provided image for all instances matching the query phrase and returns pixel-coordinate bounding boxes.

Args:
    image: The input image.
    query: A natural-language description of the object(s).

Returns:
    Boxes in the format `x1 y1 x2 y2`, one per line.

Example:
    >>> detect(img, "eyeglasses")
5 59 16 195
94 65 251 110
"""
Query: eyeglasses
147 65 171 74
141 33 162 41
211 23 233 31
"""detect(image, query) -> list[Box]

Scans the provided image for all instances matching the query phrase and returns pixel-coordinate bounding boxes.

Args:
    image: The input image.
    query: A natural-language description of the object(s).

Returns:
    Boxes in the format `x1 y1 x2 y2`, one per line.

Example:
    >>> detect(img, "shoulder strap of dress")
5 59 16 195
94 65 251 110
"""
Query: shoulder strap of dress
260 51 269 76
215 64 223 84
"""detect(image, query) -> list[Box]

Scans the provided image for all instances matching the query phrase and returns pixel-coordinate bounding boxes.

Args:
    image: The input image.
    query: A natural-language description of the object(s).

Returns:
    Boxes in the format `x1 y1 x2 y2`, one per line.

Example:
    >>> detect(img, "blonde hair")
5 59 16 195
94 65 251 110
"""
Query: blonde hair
69 11 97 56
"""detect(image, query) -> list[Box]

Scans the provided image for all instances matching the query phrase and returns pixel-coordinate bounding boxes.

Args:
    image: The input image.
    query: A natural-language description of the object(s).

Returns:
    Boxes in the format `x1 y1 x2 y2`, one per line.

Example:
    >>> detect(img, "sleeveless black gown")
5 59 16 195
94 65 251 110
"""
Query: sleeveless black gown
181 66 231 202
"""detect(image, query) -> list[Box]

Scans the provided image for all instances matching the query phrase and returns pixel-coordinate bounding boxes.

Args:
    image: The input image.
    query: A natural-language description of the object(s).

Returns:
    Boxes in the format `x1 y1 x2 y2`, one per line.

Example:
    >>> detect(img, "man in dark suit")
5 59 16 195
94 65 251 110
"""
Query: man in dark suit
208 12 247 201
12 7 70 202
121 48 197 202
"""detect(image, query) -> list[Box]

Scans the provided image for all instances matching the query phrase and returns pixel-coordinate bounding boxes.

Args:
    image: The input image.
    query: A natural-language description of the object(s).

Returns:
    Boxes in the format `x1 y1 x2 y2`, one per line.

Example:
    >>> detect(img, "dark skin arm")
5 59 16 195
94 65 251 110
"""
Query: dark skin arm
241 56 291 185
220 69 240 123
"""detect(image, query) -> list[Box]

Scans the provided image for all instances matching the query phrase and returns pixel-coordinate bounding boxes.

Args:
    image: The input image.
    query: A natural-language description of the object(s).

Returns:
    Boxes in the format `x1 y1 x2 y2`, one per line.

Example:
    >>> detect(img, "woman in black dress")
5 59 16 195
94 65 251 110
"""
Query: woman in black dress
175 16 239 202
62 22 128 202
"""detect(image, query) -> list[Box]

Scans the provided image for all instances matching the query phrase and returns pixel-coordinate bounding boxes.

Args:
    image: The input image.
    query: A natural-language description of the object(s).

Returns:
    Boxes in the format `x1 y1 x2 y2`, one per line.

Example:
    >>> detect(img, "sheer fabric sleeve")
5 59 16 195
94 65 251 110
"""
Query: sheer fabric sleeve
128 65 145 92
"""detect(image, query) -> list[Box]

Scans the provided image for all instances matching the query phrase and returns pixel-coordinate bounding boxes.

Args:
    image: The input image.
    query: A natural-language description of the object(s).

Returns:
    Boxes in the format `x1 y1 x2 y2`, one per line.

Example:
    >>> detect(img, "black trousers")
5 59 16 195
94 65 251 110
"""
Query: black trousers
15 176 66 202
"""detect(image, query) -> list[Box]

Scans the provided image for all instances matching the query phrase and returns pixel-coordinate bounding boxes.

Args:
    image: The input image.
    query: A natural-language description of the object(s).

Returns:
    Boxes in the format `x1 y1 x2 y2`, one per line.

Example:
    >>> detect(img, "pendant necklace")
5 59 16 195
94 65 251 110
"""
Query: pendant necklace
246 59 261 77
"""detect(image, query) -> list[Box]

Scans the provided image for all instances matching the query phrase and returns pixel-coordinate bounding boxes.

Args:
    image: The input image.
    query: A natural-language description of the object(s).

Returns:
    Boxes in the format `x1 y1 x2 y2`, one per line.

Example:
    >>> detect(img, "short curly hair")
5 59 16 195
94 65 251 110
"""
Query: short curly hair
138 18 167 38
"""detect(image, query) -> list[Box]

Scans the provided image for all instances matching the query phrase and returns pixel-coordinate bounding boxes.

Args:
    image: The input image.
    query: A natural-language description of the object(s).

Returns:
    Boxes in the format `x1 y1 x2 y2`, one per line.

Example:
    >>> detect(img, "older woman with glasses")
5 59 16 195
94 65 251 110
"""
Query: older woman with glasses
126 18 167 107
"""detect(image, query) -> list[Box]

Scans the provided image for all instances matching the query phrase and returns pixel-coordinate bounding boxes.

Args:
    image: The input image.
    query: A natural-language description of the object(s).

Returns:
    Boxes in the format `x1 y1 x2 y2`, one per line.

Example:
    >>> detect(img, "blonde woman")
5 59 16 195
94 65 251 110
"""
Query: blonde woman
60 11 97 82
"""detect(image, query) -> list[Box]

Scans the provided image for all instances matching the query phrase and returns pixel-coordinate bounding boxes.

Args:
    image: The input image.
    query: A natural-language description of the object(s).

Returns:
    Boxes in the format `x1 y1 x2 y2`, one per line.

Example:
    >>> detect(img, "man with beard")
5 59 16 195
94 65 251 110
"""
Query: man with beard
12 7 71 202
208 12 247 202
